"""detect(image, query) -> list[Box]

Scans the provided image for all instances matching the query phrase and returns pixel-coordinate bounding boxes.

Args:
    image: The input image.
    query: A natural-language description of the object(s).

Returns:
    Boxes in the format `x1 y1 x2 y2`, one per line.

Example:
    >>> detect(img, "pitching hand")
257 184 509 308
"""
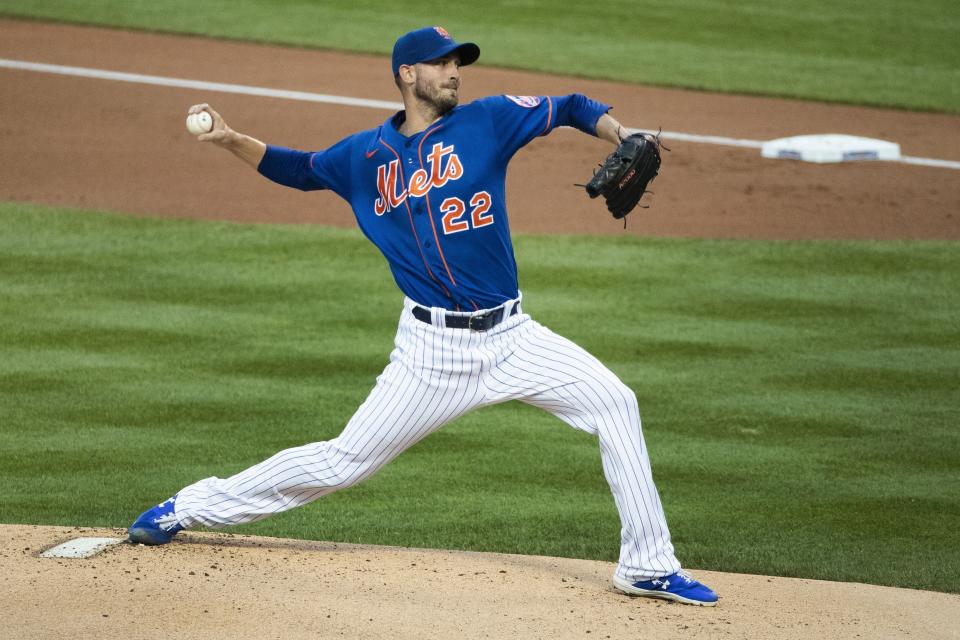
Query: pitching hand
186 103 235 145
185 103 267 168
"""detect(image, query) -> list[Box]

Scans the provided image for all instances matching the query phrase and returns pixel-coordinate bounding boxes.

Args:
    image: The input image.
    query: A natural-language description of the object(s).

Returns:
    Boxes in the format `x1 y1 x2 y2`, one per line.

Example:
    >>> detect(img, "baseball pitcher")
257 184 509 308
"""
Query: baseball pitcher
128 26 717 606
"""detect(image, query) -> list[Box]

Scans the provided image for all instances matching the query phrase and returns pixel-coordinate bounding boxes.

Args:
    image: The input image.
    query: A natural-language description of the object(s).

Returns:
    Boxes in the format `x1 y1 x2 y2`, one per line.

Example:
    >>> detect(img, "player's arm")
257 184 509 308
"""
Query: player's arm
594 113 635 146
189 104 266 168
551 95 642 146
188 103 335 192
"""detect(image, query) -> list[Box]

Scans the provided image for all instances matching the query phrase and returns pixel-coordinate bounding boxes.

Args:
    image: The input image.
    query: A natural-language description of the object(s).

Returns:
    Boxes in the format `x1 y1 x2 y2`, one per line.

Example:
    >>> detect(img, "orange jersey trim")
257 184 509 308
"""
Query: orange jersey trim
540 96 553 137
417 125 465 299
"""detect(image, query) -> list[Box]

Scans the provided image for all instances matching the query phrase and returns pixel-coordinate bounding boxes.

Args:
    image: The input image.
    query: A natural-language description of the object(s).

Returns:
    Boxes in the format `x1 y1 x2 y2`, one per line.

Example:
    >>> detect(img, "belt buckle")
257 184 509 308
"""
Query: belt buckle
468 310 494 332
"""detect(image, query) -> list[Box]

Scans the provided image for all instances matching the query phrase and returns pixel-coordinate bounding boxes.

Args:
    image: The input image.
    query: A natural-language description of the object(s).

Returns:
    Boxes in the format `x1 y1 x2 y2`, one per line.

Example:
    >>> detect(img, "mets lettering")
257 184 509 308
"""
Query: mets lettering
375 142 464 215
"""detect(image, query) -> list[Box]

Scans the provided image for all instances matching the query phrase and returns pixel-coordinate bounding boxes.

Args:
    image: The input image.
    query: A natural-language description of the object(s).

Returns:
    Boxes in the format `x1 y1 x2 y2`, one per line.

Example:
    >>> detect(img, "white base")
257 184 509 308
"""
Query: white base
40 537 125 558
761 134 901 164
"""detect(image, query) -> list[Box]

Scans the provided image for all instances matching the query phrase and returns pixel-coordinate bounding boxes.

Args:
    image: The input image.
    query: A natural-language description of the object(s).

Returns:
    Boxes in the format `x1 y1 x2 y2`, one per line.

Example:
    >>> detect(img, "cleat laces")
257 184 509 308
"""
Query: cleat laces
676 569 697 584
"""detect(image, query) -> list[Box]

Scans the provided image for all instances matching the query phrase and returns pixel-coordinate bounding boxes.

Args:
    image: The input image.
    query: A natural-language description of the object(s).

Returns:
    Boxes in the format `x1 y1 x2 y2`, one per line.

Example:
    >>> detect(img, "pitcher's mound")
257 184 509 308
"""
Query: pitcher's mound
3 525 957 639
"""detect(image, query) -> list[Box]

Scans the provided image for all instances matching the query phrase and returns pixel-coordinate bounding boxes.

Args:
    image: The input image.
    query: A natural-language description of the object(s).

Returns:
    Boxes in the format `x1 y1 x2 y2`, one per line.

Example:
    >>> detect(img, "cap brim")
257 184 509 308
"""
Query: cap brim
421 41 480 67
454 42 480 66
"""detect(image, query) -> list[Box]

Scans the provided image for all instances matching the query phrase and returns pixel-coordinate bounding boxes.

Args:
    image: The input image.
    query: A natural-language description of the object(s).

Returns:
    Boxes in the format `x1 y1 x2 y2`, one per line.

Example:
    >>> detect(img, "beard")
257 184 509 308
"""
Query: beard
414 76 459 116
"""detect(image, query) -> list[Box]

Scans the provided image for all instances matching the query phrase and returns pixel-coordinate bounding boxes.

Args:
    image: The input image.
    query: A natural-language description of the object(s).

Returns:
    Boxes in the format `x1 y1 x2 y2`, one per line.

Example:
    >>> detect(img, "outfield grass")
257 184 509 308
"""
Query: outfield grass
2 0 958 113
1 202 958 593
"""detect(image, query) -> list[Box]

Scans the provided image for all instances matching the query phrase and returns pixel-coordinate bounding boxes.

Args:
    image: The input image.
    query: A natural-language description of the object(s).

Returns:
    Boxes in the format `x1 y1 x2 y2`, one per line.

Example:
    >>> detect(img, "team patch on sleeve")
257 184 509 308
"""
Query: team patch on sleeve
505 95 541 108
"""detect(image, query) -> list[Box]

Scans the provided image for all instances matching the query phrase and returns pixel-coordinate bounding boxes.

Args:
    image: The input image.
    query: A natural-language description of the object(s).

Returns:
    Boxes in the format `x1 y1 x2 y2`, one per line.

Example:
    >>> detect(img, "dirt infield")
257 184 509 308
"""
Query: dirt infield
4 525 959 640
2 18 960 639
1 18 959 240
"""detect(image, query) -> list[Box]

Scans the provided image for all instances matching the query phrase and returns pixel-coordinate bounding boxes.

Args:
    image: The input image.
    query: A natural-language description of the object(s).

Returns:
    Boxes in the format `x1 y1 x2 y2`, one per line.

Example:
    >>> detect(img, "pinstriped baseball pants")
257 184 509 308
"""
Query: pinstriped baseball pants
175 297 682 580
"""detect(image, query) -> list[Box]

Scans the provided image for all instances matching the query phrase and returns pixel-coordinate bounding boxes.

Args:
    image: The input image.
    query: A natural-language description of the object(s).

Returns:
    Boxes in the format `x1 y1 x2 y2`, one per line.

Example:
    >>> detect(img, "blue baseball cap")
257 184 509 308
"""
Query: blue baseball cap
391 26 480 76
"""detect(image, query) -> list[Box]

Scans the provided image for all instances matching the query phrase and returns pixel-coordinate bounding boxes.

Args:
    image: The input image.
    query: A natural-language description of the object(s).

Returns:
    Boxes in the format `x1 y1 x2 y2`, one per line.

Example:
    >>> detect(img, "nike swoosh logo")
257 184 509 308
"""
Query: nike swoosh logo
365 148 378 159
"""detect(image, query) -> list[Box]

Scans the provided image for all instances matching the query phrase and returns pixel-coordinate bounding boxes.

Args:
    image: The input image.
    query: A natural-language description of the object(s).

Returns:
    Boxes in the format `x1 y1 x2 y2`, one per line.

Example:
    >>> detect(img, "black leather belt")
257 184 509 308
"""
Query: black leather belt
412 304 519 332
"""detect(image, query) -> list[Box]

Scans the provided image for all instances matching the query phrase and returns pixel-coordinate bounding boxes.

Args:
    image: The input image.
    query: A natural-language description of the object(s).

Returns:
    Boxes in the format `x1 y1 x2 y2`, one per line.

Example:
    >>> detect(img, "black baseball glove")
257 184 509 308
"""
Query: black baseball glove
584 132 666 224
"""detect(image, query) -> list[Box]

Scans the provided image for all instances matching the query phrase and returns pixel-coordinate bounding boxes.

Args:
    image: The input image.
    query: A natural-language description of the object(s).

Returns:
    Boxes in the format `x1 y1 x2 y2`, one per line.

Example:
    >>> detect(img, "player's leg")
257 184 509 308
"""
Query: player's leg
130 304 485 541
175 365 474 527
486 319 716 604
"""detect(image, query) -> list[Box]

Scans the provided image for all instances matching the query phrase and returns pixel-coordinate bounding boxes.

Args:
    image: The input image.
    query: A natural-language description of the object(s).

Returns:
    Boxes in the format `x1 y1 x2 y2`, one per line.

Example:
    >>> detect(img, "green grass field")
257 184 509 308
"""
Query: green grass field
1 203 958 593
2 0 958 112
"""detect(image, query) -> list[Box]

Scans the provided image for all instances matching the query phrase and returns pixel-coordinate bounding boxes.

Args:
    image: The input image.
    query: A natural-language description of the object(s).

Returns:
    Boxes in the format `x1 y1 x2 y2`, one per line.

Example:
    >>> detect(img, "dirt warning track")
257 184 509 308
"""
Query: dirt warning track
1 18 959 240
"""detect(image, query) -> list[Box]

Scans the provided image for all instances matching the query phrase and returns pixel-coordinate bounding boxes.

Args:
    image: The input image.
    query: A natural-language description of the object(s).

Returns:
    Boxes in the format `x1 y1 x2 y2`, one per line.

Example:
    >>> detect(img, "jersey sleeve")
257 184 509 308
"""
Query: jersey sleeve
257 136 353 196
479 93 611 160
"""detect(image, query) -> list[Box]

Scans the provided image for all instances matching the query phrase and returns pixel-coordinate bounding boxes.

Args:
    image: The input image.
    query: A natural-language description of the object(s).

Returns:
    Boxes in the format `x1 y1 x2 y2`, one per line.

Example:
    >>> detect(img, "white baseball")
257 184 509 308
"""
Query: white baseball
185 111 213 136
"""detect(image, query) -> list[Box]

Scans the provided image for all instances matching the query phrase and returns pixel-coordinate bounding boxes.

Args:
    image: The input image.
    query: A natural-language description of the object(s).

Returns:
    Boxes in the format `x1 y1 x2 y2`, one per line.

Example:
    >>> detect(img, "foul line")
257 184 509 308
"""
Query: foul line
3 58 958 171
0 58 403 111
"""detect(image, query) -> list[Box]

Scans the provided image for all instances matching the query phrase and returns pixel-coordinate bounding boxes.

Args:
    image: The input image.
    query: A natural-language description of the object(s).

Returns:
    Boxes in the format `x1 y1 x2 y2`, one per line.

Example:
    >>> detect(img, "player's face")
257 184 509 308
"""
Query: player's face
413 53 461 115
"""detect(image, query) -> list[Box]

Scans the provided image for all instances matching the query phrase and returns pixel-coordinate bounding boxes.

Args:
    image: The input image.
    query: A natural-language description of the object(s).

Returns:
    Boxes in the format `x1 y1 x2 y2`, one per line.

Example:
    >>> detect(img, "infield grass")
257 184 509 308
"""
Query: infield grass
1 0 958 113
1 202 958 593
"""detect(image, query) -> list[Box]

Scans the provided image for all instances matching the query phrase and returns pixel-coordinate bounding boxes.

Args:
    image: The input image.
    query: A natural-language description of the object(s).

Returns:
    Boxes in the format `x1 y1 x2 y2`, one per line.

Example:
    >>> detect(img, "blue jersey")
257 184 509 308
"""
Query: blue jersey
258 94 610 311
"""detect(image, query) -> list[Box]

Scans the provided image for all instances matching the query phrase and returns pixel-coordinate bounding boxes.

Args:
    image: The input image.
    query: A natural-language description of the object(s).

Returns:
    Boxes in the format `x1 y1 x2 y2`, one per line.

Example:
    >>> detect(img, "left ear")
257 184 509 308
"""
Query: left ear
398 64 417 87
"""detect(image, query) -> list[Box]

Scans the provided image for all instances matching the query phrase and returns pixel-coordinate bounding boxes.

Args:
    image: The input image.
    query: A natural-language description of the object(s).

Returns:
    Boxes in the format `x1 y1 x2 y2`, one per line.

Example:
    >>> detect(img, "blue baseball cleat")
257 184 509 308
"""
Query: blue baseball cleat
127 496 184 545
613 570 719 606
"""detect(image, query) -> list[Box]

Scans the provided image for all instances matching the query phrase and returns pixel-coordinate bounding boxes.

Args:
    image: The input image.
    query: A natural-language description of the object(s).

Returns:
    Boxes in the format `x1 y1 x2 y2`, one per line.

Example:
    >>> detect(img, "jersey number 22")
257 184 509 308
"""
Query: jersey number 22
441 191 493 235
